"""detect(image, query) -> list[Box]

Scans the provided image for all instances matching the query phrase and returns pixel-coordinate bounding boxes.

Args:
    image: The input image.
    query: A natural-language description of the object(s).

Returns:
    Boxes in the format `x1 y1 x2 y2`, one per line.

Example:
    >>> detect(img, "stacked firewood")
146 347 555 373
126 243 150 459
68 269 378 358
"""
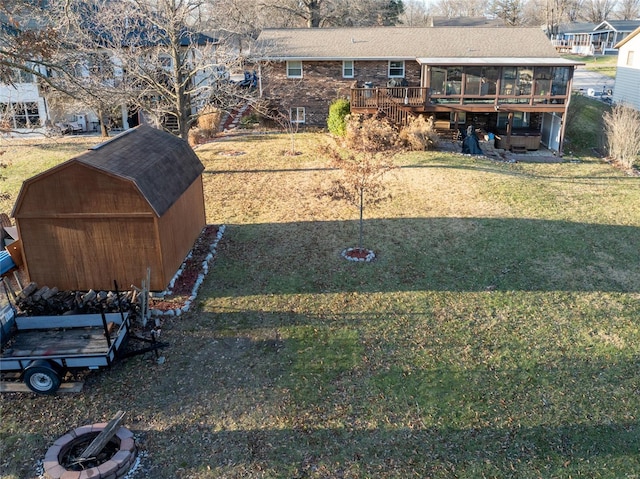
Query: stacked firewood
12 282 140 316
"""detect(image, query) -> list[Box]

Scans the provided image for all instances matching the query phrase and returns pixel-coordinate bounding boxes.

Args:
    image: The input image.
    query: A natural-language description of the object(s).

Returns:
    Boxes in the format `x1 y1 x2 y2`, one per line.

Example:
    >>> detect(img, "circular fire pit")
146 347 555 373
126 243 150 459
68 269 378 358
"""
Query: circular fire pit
44 424 136 479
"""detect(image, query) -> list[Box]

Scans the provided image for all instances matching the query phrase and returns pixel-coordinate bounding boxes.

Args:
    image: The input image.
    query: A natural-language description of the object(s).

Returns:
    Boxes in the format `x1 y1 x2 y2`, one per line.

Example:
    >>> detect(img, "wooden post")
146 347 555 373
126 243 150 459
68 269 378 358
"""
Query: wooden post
79 410 126 462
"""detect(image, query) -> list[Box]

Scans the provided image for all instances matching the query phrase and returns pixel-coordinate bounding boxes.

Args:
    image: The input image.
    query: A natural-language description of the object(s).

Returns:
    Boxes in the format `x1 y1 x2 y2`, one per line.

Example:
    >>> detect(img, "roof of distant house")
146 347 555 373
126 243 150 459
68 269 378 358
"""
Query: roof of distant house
559 20 640 35
614 25 640 48
428 16 504 27
255 27 577 64
595 20 640 31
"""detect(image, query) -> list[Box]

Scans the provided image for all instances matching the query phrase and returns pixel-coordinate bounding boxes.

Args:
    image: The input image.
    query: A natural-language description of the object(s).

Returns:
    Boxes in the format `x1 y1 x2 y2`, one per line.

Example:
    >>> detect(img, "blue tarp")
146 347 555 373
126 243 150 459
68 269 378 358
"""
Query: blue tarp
0 250 16 276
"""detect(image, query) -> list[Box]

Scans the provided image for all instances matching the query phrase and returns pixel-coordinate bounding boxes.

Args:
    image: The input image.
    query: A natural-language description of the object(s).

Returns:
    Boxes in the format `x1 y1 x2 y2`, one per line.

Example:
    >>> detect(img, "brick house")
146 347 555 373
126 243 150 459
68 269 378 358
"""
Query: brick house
255 27 583 154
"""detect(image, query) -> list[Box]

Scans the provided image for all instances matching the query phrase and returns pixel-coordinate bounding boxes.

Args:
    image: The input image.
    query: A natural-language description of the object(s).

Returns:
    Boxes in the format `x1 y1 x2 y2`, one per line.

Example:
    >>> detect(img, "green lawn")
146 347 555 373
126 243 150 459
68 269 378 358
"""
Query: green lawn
1 132 639 478
563 54 618 78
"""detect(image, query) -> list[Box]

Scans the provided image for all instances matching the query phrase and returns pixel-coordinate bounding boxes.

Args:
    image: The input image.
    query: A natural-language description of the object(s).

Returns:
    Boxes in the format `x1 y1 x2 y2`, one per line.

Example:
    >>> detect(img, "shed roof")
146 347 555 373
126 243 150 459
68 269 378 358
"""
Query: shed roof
14 125 204 217
255 27 563 61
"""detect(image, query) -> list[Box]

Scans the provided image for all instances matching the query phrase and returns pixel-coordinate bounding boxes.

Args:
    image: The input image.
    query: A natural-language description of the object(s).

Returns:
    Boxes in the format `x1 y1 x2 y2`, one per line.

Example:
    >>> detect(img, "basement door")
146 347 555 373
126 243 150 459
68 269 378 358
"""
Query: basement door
541 112 561 153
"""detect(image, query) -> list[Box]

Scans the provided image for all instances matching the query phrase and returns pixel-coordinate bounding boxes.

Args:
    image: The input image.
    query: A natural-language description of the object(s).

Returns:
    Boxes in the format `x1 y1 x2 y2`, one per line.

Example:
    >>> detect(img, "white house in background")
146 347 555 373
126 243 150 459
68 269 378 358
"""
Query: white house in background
0 69 48 132
552 20 640 55
612 26 640 111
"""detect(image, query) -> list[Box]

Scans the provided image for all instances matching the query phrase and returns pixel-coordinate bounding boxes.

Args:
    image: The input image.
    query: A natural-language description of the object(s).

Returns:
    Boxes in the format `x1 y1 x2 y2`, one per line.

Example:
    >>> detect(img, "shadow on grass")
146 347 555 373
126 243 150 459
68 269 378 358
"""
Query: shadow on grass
206 217 640 296
121 331 640 477
140 415 640 477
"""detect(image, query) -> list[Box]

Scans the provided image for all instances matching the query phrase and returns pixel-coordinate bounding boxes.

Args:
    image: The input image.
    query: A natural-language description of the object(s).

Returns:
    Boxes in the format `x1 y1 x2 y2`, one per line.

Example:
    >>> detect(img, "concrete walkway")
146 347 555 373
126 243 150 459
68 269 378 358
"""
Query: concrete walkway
572 67 615 97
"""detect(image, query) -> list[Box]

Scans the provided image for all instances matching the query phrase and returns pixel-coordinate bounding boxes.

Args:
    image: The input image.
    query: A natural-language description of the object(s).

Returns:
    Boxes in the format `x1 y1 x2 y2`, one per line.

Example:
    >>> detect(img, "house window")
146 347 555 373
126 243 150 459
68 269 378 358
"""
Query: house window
446 67 462 95
430 67 446 94
287 61 303 78
388 60 404 78
627 51 635 66
459 67 498 97
497 112 529 129
342 60 354 78
290 107 305 123
551 67 570 96
10 68 33 83
0 102 40 128
534 67 552 95
159 55 173 69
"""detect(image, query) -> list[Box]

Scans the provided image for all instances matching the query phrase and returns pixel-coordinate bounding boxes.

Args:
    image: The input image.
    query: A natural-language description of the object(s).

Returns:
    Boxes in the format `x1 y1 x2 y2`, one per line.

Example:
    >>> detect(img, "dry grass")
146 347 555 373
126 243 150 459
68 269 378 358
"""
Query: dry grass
2 132 640 479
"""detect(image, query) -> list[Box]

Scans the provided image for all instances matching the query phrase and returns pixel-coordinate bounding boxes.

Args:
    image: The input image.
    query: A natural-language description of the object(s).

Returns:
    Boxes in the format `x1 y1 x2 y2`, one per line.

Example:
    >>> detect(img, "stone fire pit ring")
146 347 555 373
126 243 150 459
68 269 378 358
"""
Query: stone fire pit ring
44 423 136 479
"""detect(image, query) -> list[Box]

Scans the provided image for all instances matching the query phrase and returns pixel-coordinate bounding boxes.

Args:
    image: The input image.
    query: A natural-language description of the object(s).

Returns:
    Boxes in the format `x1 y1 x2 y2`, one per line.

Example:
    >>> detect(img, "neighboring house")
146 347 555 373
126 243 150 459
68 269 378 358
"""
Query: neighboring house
552 21 640 55
0 20 220 135
255 27 582 154
612 26 640 111
0 69 46 132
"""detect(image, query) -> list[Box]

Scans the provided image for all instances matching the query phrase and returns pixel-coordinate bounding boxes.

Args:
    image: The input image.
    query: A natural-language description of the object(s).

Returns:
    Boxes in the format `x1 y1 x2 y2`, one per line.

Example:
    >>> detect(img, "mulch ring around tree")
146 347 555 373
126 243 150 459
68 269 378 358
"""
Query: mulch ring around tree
341 247 376 262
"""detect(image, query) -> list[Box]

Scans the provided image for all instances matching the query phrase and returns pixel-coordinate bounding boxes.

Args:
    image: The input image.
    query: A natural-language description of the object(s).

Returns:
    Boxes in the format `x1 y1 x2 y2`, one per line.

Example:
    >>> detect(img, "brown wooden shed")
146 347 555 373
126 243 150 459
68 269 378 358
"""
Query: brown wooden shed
12 125 206 291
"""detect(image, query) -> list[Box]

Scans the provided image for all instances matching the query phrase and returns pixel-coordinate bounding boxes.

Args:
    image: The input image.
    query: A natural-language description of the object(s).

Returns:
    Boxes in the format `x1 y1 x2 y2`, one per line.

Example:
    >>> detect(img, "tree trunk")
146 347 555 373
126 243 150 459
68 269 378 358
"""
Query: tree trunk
358 187 364 250
98 107 109 137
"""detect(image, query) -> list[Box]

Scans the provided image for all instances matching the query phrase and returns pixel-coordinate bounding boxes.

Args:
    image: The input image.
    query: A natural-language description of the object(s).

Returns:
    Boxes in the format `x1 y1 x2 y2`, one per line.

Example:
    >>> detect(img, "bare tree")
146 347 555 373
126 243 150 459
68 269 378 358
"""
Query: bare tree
57 0 256 139
582 0 617 22
490 0 526 24
0 1 88 135
616 0 640 18
430 0 487 17
400 0 430 25
0 1 61 85
320 116 397 252
258 0 406 28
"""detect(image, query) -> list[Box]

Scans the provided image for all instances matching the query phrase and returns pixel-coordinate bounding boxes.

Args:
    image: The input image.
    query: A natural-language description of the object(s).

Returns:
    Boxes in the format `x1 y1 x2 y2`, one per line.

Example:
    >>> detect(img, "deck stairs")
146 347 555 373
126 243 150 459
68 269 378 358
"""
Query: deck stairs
377 101 415 127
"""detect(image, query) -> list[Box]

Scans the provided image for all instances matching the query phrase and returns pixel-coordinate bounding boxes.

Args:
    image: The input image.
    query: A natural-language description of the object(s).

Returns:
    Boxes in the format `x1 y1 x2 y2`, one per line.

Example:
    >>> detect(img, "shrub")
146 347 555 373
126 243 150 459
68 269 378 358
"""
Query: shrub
327 98 351 136
198 106 222 131
189 107 222 146
344 114 399 152
603 103 640 169
399 115 439 151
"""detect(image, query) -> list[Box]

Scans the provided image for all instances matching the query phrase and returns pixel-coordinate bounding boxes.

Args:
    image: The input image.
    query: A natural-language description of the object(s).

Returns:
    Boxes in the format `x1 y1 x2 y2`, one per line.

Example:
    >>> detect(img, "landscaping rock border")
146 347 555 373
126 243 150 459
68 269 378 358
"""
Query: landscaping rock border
149 224 226 317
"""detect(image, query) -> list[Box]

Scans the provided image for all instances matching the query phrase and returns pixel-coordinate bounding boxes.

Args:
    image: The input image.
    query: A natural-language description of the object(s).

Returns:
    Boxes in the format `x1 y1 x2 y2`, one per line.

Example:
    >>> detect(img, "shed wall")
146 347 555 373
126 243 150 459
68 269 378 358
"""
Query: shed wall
157 177 206 290
14 162 150 215
18 216 160 291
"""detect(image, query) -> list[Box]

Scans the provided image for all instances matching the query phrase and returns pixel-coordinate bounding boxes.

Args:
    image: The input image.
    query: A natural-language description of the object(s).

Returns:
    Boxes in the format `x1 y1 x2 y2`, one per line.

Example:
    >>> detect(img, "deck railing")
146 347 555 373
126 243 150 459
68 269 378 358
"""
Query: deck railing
351 87 428 109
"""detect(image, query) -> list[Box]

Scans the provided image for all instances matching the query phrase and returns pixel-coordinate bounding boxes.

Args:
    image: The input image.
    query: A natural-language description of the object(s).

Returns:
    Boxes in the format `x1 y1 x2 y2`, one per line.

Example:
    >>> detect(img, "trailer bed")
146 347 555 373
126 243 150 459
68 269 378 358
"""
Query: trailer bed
5 326 114 357
0 312 130 371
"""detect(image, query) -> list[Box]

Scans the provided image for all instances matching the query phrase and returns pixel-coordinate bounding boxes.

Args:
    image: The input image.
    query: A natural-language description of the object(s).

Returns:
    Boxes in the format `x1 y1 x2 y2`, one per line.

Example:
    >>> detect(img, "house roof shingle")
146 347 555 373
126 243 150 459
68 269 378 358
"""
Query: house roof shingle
255 27 563 61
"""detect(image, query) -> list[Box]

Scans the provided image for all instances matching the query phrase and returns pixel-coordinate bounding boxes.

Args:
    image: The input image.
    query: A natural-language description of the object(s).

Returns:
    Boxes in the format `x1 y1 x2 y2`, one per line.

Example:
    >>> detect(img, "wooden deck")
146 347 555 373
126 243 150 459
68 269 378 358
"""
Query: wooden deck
350 86 570 125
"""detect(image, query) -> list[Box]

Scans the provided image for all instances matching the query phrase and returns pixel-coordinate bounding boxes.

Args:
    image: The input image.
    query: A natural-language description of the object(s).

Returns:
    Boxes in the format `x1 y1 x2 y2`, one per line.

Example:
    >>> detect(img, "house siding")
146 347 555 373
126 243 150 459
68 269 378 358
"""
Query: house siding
261 60 421 127
613 31 640 110
613 67 640 110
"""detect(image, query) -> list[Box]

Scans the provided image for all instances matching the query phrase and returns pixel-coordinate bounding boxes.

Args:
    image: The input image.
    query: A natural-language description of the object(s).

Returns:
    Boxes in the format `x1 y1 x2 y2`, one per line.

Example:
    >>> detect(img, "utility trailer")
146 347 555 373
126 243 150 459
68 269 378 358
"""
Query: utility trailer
0 300 164 394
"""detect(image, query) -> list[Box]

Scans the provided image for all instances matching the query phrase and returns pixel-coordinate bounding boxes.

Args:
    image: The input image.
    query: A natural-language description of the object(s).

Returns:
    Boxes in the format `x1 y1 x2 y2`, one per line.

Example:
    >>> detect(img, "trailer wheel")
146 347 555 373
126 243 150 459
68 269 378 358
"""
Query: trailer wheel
23 360 61 394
